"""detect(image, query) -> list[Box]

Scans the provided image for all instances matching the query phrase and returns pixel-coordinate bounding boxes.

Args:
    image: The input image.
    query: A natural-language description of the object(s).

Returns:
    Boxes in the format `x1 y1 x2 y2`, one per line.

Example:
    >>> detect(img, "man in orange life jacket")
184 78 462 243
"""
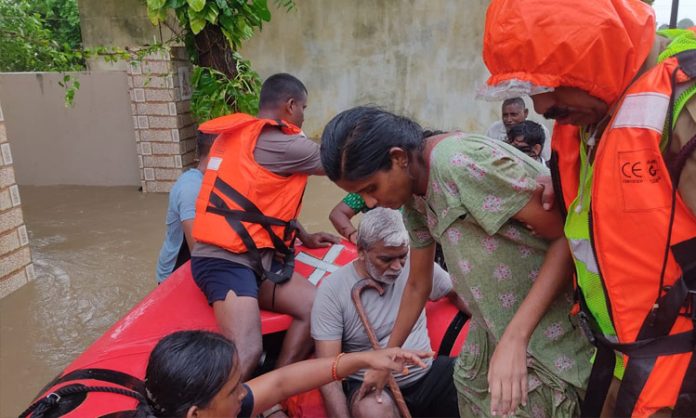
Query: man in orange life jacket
482 1 696 417
191 73 340 391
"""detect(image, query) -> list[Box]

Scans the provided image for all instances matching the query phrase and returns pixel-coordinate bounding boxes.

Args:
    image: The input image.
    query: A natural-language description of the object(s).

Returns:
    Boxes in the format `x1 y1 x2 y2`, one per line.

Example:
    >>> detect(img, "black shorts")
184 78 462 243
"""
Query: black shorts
191 256 282 304
342 356 458 418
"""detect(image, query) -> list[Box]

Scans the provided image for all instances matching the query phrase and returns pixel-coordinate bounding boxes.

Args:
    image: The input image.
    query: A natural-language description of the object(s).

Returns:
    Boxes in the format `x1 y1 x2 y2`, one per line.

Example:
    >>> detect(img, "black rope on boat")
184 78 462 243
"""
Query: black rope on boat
18 384 146 418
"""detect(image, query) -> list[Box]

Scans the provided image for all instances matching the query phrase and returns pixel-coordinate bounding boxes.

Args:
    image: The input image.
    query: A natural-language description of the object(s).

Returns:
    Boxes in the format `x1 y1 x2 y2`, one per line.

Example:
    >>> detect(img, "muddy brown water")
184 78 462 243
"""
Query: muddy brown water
0 177 344 417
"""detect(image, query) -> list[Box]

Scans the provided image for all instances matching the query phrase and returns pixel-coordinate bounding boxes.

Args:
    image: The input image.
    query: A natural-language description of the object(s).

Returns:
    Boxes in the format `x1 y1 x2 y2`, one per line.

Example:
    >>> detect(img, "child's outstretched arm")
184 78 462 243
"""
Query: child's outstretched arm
247 348 432 416
329 201 359 242
488 187 574 417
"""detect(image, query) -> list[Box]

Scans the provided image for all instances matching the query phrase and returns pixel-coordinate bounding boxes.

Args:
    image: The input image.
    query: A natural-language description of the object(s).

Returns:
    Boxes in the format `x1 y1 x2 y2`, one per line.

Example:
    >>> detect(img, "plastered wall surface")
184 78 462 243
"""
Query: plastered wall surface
240 0 502 138
0 72 140 186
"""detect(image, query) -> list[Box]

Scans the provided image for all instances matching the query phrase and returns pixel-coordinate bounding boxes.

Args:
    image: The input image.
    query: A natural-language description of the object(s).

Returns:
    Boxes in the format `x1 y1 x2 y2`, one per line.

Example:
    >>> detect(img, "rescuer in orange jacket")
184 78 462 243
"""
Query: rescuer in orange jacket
190 74 340 416
482 1 696 417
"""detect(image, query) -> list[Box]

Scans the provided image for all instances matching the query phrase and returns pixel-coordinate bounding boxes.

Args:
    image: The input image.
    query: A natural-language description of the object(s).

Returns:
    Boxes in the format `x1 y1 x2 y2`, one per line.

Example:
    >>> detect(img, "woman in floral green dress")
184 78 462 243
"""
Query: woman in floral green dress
319 107 593 417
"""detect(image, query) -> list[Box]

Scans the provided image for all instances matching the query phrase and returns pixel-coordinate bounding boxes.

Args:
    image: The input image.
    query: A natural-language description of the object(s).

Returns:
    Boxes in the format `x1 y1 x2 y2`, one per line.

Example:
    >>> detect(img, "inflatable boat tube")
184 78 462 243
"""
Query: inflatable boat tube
23 241 468 418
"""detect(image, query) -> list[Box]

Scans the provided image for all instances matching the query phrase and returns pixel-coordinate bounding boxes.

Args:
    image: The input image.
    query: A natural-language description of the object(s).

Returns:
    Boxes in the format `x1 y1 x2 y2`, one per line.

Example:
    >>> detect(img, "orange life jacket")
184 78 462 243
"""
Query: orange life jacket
551 51 696 417
193 113 308 283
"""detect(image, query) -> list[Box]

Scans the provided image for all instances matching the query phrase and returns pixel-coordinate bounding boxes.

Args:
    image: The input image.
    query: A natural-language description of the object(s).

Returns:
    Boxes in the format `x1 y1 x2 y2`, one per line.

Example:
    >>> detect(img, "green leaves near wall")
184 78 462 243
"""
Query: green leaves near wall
187 0 206 12
145 0 295 121
0 0 84 72
191 56 261 122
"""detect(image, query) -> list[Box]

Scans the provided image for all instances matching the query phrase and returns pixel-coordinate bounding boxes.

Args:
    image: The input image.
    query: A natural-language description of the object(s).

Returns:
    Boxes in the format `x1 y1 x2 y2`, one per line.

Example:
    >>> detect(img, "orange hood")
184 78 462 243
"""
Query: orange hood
482 0 656 106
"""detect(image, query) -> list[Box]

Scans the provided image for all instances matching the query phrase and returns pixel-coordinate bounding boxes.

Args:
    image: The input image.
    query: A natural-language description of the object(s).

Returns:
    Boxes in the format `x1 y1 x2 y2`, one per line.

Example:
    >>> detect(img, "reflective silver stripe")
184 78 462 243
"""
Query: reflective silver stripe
295 244 345 285
569 239 600 275
207 157 222 171
612 92 669 133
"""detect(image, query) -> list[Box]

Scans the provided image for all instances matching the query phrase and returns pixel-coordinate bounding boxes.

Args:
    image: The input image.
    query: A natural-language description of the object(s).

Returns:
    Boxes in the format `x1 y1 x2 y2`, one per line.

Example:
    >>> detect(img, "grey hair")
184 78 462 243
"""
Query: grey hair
356 208 410 250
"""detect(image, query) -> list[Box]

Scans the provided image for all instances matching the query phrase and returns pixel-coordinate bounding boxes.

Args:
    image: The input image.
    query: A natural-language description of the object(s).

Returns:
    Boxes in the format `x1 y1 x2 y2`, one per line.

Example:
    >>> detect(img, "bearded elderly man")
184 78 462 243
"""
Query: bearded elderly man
311 208 464 418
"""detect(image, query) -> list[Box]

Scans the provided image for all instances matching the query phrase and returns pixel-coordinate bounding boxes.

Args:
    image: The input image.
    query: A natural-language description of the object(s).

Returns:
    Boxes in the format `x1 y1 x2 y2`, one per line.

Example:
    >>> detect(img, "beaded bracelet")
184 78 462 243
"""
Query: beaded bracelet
331 352 347 381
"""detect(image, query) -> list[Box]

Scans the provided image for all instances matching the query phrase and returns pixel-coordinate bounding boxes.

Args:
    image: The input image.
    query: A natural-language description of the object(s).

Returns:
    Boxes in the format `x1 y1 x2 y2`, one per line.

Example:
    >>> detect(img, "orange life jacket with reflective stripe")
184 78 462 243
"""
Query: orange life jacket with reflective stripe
551 52 696 417
192 113 308 282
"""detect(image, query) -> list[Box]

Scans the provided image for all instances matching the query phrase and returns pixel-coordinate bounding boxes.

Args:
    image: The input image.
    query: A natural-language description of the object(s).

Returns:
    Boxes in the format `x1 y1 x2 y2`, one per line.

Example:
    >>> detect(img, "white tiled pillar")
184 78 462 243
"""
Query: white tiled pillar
127 46 196 193
0 100 35 299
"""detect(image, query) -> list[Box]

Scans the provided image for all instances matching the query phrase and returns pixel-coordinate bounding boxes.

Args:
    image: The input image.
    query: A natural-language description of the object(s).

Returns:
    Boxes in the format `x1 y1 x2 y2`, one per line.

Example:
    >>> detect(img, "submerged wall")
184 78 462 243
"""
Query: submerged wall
0 101 34 299
0 72 140 186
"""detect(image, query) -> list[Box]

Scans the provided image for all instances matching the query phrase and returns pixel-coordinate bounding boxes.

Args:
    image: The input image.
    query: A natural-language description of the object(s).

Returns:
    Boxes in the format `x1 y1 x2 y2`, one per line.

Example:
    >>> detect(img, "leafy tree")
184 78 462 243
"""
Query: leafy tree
146 0 295 121
32 0 84 53
0 0 84 72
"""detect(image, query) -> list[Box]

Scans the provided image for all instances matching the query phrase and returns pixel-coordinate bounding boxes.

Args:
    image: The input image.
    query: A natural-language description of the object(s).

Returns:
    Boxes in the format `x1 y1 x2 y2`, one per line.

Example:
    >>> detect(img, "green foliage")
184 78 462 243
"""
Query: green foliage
0 0 84 72
57 43 167 106
31 0 83 52
146 0 295 120
149 0 264 47
58 74 80 107
190 54 261 121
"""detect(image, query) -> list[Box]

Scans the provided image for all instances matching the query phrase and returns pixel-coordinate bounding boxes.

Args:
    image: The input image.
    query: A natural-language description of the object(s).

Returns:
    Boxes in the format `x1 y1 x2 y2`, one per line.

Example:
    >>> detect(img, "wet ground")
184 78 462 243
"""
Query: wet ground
0 177 344 417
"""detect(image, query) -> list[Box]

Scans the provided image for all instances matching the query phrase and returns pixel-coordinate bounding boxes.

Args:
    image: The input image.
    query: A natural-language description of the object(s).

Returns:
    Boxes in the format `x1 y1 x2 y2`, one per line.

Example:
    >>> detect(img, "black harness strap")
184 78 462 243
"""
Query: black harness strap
213 178 298 247
613 236 696 416
579 272 696 417
673 355 696 417
20 384 145 418
582 333 616 417
597 331 693 358
548 150 569 219
672 238 696 416
99 411 139 418
34 368 145 399
436 311 469 357
613 279 695 416
208 178 299 284
578 292 617 418
206 205 290 227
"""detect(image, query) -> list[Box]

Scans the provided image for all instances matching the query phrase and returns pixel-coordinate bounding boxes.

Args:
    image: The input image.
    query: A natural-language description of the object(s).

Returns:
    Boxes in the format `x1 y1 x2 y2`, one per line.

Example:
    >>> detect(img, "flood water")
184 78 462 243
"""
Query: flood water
0 177 344 417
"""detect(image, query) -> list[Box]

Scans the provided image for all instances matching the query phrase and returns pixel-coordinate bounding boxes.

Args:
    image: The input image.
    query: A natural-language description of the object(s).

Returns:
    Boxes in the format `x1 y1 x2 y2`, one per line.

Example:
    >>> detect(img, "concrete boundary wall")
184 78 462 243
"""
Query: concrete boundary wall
0 101 34 299
0 71 140 186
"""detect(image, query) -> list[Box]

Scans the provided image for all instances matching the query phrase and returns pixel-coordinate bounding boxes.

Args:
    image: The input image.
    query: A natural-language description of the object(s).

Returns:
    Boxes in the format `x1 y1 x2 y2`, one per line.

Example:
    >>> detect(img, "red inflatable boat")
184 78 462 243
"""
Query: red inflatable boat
23 241 468 417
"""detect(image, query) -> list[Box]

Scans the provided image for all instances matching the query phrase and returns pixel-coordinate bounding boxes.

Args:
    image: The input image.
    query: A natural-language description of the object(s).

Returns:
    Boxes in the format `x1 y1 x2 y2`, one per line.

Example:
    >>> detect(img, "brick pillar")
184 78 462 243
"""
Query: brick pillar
0 101 35 299
128 46 196 193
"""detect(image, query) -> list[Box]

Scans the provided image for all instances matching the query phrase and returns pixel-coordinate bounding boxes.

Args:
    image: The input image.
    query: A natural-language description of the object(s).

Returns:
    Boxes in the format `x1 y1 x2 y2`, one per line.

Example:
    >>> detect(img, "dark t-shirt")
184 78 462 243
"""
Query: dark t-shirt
239 383 254 418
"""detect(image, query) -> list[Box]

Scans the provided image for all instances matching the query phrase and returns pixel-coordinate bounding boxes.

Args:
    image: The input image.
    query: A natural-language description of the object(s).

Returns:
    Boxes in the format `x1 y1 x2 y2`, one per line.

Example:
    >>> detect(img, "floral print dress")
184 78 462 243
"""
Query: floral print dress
403 134 592 417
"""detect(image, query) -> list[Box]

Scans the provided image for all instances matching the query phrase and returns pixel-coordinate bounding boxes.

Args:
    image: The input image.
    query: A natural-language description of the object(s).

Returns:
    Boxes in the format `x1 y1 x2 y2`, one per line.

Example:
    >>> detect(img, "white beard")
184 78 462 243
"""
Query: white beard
365 259 401 285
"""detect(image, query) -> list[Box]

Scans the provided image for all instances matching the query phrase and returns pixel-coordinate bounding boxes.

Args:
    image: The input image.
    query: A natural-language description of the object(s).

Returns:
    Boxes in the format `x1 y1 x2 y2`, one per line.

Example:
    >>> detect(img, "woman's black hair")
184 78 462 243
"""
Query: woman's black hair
139 330 237 418
320 107 425 182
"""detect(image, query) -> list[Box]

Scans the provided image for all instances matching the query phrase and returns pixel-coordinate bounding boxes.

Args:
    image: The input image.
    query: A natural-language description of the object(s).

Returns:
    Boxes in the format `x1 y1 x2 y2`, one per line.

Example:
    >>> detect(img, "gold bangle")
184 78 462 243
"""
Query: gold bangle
332 352 347 381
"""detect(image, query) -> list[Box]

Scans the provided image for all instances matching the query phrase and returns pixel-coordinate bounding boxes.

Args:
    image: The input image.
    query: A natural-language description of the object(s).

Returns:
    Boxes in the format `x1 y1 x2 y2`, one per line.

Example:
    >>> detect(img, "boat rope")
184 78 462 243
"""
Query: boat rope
18 384 145 418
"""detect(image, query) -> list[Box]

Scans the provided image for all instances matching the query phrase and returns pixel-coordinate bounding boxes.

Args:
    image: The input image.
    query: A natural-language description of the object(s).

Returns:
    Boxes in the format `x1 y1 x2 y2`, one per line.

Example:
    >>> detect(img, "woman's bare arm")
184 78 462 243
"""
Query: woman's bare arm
247 348 431 416
488 187 574 416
